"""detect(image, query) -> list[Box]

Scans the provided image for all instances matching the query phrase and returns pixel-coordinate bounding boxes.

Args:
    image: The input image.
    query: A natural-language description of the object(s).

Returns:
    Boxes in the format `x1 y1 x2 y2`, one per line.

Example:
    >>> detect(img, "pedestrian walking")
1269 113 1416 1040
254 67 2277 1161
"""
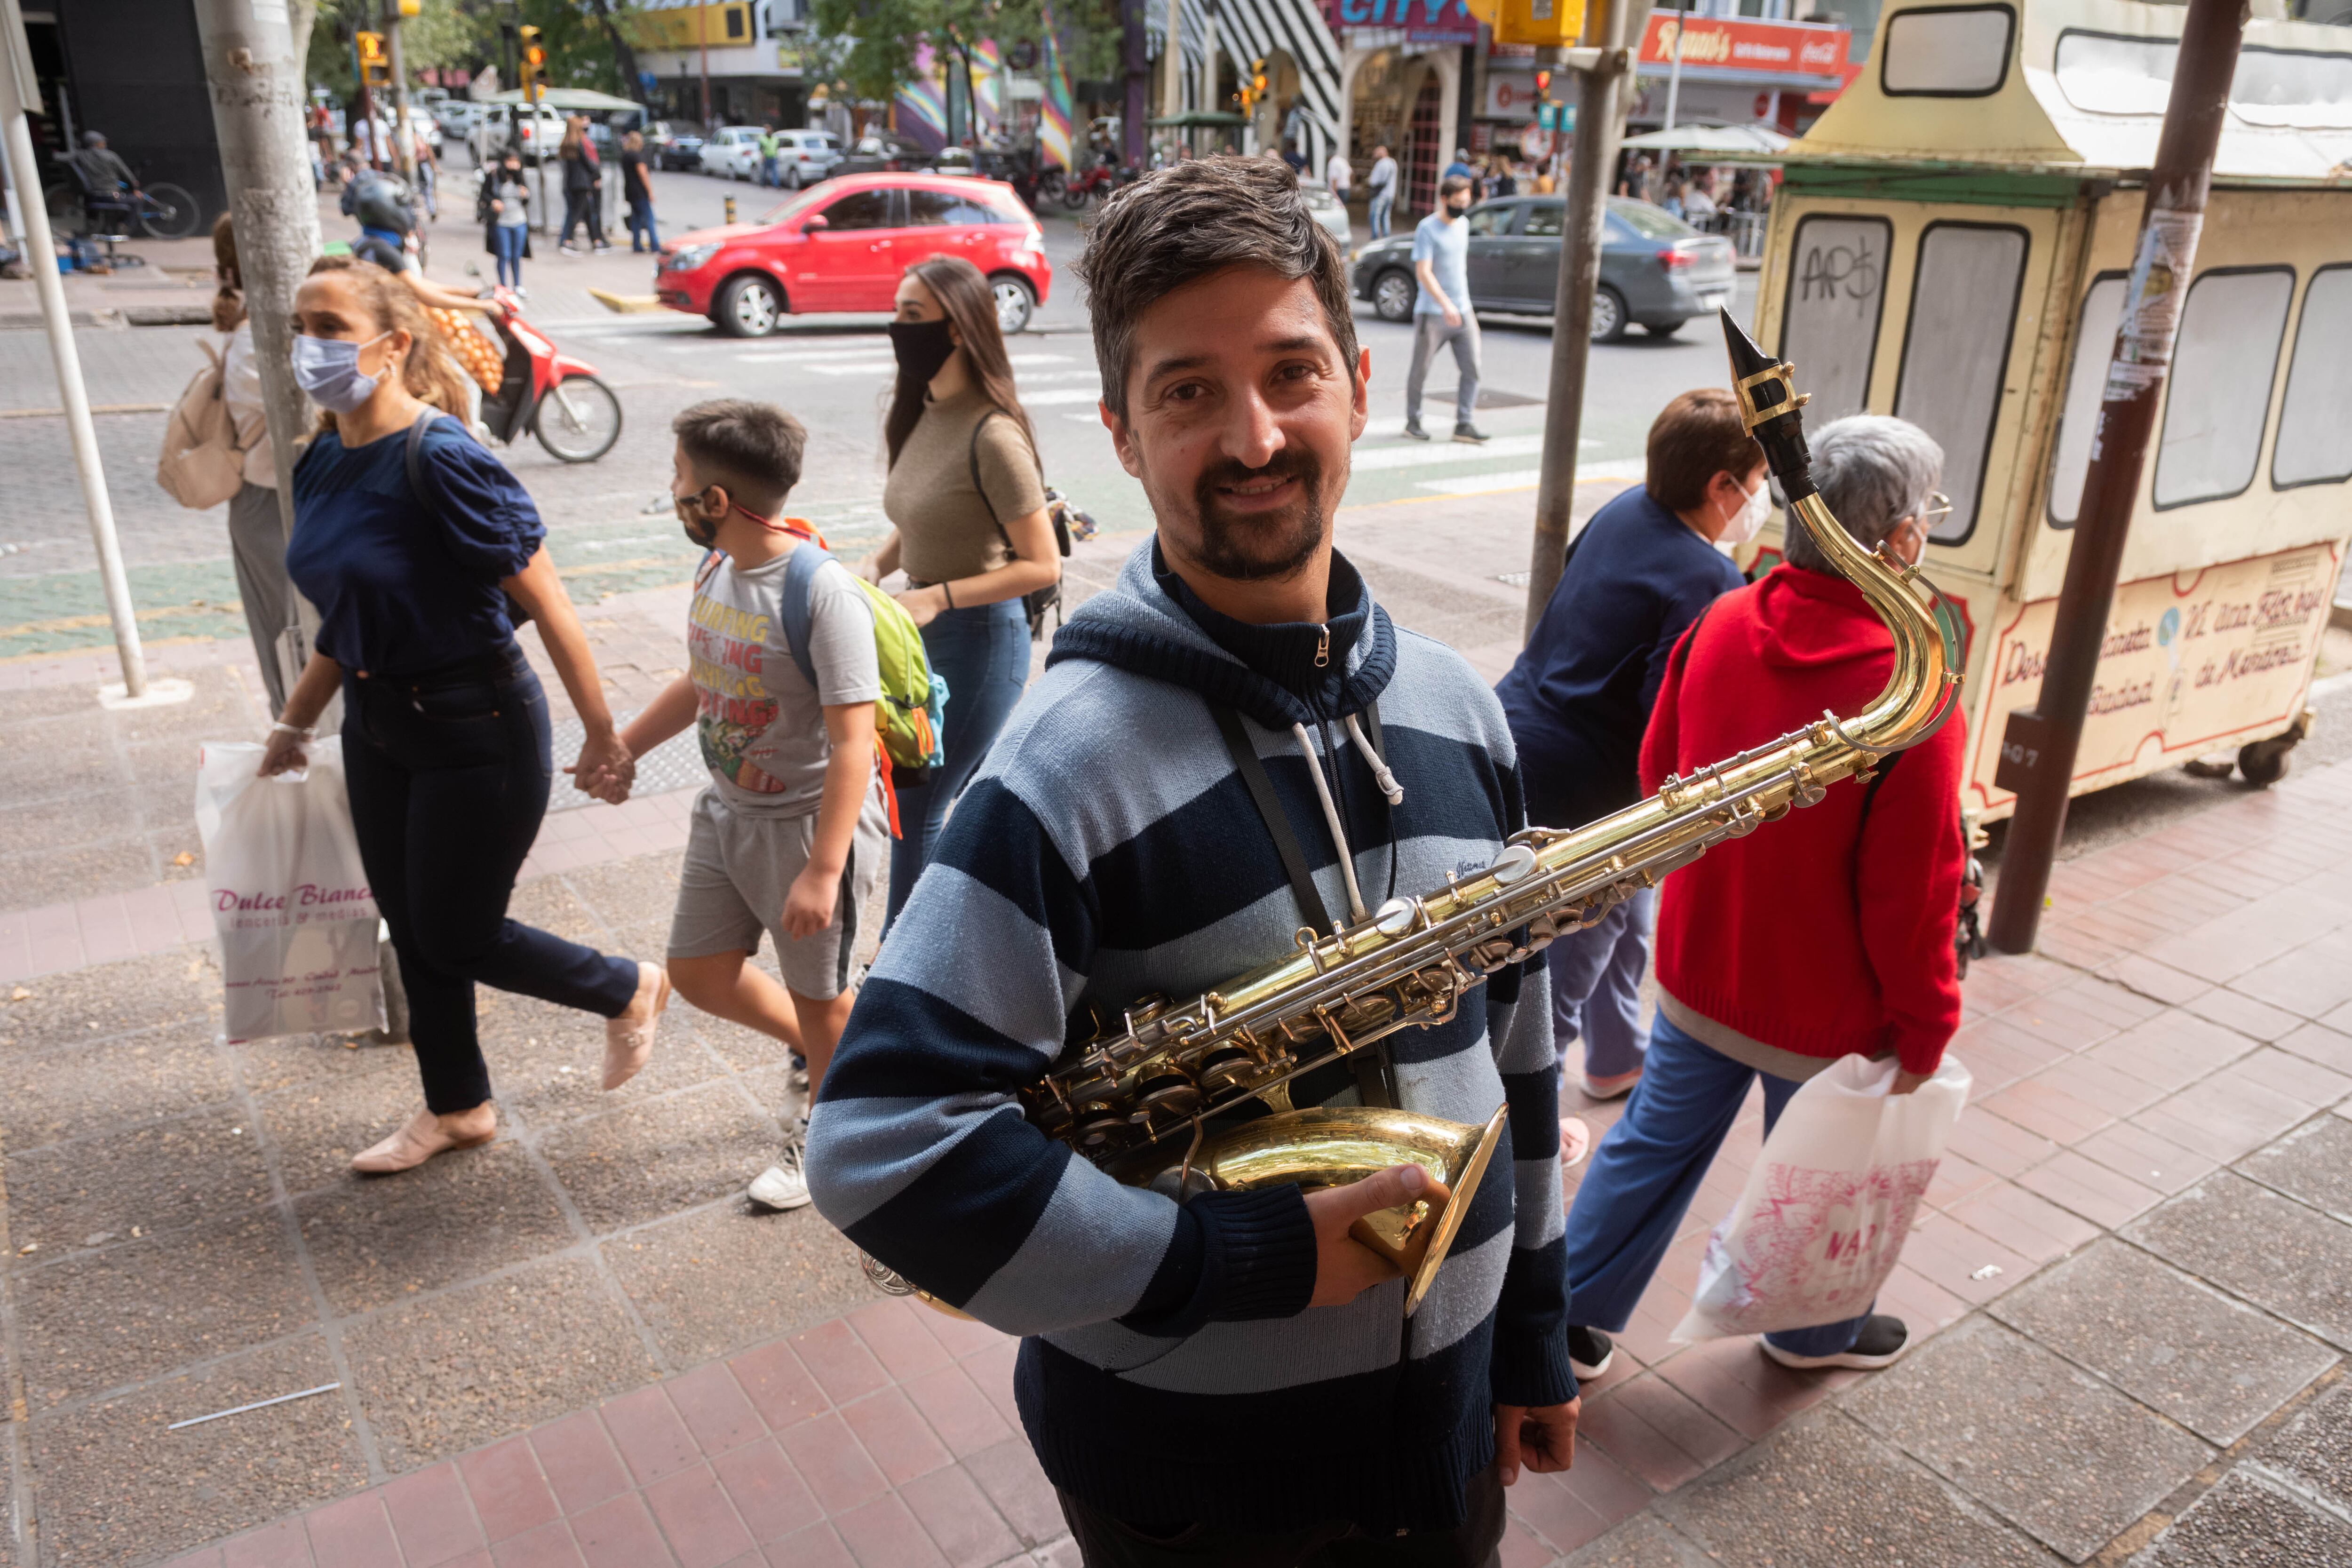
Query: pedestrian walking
758 124 781 187
1558 414 1964 1382
1402 174 1486 444
620 130 658 252
480 150 532 291
1444 146 1475 183
605 401 891 1213
557 118 608 254
856 254 1059 926
402 114 438 220
1496 390 1756 1110
262 258 667 1175
1366 142 1397 239
1325 145 1351 204
207 215 297 716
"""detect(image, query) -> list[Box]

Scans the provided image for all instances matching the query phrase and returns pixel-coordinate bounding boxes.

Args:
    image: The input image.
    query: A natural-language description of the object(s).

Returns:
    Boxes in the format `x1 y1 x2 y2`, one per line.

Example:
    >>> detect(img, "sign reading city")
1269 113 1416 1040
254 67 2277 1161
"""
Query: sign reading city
1328 0 1481 45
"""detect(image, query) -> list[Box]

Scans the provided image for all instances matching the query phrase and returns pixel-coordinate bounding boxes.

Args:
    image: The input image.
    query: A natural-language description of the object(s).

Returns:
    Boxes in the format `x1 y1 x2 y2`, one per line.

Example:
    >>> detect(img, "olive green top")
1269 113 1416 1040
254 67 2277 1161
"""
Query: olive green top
882 386 1048 586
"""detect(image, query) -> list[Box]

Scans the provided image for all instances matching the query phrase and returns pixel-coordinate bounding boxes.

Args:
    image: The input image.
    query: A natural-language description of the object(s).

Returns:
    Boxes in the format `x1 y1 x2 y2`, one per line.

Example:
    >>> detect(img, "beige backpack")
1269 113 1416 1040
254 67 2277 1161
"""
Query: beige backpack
156 339 249 509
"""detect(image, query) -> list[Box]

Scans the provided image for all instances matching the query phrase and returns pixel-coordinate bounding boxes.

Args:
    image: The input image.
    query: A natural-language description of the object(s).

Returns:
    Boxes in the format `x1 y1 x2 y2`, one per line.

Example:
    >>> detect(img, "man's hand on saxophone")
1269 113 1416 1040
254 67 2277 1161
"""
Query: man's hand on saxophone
1304 1162 1443 1307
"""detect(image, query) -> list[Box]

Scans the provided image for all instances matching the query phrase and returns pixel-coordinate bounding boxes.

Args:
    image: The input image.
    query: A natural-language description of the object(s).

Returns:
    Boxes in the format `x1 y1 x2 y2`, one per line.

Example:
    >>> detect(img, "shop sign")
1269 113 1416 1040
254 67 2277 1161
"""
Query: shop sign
1966 542 2339 812
1328 0 1479 44
1638 14 1848 82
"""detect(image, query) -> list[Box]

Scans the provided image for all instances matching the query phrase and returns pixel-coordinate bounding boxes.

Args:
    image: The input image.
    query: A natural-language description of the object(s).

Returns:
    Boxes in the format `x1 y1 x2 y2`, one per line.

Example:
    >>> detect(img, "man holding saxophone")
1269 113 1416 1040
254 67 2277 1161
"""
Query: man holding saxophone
807 158 1577 1565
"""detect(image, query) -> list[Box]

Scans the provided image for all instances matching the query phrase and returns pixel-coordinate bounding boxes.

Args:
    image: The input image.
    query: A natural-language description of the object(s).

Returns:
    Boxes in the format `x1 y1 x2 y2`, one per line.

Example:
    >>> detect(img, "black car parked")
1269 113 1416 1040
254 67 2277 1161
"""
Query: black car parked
650 122 705 171
1350 196 1737 342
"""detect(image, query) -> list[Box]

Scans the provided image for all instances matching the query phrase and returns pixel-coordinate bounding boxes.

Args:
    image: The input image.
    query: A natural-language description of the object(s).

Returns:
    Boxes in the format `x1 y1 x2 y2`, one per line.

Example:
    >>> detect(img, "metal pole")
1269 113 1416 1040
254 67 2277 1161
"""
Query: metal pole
699 2 712 126
0 0 153 701
0 108 24 247
1986 0 2246 955
1523 0 1643 637
1123 0 1147 167
385 0 417 183
1662 0 1686 133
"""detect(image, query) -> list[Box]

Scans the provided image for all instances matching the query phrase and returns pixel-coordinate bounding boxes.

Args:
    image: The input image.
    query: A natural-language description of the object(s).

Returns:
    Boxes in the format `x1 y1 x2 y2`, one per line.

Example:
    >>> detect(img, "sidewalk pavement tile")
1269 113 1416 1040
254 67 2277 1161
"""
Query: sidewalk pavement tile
1925 1147 2003 1210
340 1256 663 1472
2126 1170 2352 1350
535 1082 779 1233
2130 1071 2317 1167
2183 984 2307 1043
777 1411 891 1515
849 1297 954 1384
896 1463 1024 1567
1943 1178 2102 1266
382 1461 492 1566
762 1521 858 1566
661 1361 767 1457
2234 1113 2352 1221
2013 1148 2166 1230
2273 1020 2352 1076
302 1492 406 1568
2144 887 2352 986
1556 1512 1716 1566
5 1105 273 1254
1940 1105 2058 1178
960 1437 1063 1547
1976 1073 2117 1146
258 1055 449 1197
1844 1318 2211 1560
725 1340 829 1433
456 1435 564 1543
604 1202 874 1366
1511 1445 1650 1556
899 1363 1016 1460
1893 1210 2038 1305
2070 1117 2220 1196
832 1491 951 1568
0 946 215 1038
2225 926 2352 1020
527 1411 634 1515
486 1520 590 1567
839 1385 954 1485
1988 1240 2339 1446
28 1335 364 1567
2137 1469 2352 1568
0 1018 236 1145
2255 1377 2352 1505
602 1382 704 1486
1655 1407 2047 1568
791 1318 892 1408
707 1437 823 1544
2100 955 2213 1007
215 1514 310 1566
570 1489 677 1567
2081 1010 2260 1096
641 1462 758 1568
294 1142 577 1315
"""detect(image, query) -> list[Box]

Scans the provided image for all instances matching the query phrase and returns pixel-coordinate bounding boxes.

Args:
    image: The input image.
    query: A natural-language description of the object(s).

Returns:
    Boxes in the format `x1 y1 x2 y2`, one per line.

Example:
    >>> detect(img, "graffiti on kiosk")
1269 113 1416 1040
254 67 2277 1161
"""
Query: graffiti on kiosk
1970 544 2336 807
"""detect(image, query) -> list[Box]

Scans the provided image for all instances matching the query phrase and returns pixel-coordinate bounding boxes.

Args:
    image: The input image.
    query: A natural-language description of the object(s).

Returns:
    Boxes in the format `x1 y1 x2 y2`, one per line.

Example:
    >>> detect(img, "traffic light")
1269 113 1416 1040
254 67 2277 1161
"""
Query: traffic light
397 0 421 15
1534 69 1551 99
355 31 390 88
517 24 545 98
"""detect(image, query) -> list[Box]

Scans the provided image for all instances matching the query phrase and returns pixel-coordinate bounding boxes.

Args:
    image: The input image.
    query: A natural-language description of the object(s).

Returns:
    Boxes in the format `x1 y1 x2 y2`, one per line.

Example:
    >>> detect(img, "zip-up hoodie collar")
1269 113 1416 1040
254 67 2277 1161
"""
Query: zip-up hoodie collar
1748 562 1886 673
1048 539 1396 731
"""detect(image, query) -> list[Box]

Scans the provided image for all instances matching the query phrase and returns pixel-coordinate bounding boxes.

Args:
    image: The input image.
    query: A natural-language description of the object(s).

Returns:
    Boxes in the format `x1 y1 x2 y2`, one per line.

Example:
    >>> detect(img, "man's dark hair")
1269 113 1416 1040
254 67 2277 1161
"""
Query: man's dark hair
1075 155 1357 419
673 398 806 514
1440 174 1473 200
1645 388 1764 513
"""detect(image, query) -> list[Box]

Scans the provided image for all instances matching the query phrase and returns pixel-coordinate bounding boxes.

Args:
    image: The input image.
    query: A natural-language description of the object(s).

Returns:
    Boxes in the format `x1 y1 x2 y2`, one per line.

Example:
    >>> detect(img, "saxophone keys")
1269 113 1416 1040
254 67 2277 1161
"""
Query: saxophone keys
1374 897 1419 937
1486 843 1538 886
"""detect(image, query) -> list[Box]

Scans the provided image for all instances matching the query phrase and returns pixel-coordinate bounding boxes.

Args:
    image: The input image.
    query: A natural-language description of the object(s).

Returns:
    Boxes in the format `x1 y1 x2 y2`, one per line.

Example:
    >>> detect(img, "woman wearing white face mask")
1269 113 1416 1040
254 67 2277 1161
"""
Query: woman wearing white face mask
263 257 670 1177
1493 390 1761 1290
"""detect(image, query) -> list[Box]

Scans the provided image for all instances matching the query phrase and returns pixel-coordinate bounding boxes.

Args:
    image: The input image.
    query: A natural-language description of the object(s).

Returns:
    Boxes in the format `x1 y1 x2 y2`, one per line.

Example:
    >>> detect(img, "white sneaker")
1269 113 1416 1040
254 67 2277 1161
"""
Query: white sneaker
748 1130 810 1211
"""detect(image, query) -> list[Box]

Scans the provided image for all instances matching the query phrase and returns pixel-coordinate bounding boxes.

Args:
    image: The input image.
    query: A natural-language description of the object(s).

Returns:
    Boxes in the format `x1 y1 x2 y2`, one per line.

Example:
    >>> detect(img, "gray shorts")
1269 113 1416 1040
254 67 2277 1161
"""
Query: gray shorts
667 786 889 1000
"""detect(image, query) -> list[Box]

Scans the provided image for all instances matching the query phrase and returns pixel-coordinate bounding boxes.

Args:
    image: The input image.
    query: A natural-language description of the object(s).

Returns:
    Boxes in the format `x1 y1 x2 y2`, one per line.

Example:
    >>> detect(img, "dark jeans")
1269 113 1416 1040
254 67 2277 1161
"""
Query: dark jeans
627 199 657 252
1056 1465 1504 1568
491 223 526 287
560 188 604 247
342 647 640 1113
885 597 1031 927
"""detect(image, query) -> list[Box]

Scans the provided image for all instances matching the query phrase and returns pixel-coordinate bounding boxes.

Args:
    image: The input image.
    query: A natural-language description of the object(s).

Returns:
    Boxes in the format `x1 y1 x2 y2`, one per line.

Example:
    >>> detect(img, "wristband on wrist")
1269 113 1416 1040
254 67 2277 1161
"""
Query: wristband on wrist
270 721 315 740
942 581 956 610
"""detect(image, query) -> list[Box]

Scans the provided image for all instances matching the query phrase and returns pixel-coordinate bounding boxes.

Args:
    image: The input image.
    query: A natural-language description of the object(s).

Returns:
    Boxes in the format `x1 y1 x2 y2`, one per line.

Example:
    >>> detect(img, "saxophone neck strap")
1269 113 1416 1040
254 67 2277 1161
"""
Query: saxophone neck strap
1207 700 1398 1110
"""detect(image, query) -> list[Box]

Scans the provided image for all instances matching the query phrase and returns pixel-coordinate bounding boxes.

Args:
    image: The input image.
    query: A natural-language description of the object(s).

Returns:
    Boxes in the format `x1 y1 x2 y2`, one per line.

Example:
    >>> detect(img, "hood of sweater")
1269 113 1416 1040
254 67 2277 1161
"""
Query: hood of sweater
1742 561 1890 675
1047 538 1397 731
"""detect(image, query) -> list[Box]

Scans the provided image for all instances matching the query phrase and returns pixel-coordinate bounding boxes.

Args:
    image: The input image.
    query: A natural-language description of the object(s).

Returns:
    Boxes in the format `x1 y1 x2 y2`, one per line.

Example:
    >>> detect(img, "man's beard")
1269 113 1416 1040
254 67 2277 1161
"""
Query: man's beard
1176 451 1330 583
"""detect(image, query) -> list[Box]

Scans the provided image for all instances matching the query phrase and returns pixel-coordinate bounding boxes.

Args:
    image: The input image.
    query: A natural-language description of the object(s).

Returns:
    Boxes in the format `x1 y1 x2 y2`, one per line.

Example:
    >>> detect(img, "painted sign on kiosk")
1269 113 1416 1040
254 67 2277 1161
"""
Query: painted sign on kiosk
1967 542 2339 813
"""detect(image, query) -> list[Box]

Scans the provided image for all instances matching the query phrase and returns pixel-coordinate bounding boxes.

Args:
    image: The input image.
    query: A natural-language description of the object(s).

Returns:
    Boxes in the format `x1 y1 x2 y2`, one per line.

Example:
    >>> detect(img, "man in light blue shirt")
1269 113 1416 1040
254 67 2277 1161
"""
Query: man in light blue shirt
1405 174 1486 444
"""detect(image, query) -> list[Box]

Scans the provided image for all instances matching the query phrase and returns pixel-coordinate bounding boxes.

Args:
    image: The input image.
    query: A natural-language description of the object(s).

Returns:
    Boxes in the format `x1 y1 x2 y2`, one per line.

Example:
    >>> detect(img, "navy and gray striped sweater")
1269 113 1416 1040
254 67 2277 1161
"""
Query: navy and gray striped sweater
807 543 1573 1534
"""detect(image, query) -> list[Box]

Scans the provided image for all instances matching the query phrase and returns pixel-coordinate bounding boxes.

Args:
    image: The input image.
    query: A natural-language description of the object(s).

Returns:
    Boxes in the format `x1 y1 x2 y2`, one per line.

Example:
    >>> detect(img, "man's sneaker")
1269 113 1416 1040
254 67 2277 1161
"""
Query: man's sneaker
789 1052 810 1095
593 243 615 254
1581 1067 1643 1100
558 244 582 256
1402 421 1431 440
1453 422 1491 444
748 1126 811 1211
1759 1313 1909 1371
1568 1325 1615 1381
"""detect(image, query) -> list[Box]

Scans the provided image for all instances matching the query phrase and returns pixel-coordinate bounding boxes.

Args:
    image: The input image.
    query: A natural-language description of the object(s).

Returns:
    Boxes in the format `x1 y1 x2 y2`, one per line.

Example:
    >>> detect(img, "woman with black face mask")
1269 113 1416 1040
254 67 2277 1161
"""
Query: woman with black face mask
858 254 1059 927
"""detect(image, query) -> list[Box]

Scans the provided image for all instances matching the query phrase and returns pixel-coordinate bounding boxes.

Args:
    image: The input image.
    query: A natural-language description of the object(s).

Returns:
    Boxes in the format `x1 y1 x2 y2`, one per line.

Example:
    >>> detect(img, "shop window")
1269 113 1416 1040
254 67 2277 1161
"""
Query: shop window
1779 214 1890 426
2045 273 2125 528
1882 5 2014 96
1892 222 2027 545
2273 266 2352 489
2153 267 2293 509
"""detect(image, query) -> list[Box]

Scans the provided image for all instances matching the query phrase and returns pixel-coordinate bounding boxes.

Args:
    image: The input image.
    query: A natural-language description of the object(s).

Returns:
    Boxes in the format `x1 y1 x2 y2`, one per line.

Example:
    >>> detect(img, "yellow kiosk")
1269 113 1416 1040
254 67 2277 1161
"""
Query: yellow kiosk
1743 0 2352 820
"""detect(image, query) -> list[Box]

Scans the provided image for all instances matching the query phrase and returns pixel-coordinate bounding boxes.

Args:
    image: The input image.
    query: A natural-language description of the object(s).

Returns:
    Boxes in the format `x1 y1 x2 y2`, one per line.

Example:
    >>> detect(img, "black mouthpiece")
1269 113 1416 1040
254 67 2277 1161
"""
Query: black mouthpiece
1718 308 1816 500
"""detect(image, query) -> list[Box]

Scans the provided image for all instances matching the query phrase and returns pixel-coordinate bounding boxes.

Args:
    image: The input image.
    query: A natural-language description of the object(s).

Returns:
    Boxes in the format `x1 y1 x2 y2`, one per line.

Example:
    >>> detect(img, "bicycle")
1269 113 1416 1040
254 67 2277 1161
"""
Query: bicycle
42 180 202 242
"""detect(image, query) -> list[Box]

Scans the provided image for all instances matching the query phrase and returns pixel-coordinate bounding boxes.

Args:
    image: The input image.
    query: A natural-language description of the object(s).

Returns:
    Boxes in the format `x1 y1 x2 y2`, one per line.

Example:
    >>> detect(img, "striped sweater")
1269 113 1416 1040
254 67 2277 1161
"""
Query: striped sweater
807 543 1573 1534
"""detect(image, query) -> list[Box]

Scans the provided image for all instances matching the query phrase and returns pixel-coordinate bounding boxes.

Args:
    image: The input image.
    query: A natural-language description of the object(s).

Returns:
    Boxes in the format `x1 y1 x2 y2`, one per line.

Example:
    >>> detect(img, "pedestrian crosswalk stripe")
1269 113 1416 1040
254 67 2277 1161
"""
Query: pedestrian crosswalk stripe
1411 459 1644 493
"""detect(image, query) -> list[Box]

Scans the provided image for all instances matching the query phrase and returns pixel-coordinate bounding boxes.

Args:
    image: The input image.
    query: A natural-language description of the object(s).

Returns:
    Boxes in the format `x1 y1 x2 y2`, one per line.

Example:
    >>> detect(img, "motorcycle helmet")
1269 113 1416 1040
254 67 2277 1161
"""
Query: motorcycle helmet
349 171 414 236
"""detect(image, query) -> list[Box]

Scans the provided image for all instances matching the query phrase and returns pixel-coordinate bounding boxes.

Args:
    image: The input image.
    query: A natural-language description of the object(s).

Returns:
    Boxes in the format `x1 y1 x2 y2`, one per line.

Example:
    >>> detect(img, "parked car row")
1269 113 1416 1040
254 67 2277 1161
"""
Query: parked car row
654 173 1052 338
698 127 843 187
1349 195 1737 341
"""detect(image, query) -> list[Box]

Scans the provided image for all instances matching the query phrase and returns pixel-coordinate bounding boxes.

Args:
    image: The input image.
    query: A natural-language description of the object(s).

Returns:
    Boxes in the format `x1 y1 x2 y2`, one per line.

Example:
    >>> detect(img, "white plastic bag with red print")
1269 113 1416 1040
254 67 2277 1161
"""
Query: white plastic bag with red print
1671 1053 1971 1343
195 739 386 1043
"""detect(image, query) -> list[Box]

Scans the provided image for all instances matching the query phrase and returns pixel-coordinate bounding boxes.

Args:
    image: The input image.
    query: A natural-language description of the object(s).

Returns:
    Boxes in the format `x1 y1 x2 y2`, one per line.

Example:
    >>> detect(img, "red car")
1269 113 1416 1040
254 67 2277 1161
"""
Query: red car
655 173 1052 338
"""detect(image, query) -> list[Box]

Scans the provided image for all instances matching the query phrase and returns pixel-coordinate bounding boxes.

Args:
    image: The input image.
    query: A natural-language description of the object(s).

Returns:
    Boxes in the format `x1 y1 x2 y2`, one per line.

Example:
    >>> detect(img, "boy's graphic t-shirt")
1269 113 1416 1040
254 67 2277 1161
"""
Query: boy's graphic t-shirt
688 544 881 819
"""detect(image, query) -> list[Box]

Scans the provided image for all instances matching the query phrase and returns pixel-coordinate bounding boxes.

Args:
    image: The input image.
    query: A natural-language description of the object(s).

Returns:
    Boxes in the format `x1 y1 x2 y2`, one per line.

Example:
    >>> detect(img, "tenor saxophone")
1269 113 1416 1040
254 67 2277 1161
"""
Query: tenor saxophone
865 312 1962 1320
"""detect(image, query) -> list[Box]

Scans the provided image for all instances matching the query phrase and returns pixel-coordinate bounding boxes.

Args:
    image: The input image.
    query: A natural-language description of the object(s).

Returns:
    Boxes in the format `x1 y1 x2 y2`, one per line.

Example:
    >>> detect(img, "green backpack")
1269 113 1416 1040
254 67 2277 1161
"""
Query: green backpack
773 541 947 814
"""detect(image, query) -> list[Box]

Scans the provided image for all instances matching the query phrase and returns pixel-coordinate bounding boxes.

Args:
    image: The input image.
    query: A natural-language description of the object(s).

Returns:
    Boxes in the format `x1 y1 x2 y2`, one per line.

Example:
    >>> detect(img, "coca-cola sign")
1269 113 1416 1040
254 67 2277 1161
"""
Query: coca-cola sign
1640 14 1849 82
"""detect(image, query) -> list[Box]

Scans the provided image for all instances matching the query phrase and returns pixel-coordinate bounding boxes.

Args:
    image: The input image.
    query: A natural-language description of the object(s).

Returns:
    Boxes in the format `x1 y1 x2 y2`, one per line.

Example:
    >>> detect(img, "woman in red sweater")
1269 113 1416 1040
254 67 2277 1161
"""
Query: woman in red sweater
1558 414 1964 1377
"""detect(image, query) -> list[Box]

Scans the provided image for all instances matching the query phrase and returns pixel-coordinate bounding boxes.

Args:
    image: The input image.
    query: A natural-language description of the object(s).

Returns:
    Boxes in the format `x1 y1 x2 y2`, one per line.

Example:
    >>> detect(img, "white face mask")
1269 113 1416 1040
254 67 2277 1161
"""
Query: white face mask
1716 477 1771 546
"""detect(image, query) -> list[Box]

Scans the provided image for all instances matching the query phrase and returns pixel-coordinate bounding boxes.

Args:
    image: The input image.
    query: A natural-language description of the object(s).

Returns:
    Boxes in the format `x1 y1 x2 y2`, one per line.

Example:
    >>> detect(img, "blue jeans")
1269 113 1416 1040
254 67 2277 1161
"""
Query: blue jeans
1562 1011 1875 1357
1546 886 1652 1080
886 598 1030 927
492 223 526 287
760 156 779 187
341 647 641 1114
1369 191 1394 239
627 200 657 252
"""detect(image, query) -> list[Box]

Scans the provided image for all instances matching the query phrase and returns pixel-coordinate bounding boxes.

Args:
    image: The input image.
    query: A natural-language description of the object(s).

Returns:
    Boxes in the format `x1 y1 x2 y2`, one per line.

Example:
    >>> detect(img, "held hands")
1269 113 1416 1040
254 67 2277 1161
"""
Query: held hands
781 862 842 940
1494 1398 1581 1486
893 583 948 629
1304 1163 1447 1309
564 729 636 805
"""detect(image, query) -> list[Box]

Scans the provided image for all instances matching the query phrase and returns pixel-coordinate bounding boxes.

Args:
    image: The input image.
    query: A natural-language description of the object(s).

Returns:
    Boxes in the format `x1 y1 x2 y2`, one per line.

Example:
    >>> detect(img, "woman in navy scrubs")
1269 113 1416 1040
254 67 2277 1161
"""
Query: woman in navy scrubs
262 259 669 1175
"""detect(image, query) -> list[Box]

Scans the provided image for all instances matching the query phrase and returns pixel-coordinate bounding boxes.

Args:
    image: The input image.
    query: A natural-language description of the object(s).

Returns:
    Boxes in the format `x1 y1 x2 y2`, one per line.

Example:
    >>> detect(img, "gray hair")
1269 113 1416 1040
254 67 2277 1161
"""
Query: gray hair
1785 415 1943 573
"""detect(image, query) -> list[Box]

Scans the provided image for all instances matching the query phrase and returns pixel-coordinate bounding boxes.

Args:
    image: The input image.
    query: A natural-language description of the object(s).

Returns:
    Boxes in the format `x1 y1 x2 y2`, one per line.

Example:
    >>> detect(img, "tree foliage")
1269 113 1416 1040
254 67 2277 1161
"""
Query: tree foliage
806 0 1121 107
305 0 636 103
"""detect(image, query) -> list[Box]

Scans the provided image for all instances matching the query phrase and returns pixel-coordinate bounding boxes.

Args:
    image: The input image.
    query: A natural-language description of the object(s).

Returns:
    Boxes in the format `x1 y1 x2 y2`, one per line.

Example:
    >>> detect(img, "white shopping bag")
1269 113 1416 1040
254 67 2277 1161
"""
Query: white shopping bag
195 739 386 1043
1671 1053 1971 1343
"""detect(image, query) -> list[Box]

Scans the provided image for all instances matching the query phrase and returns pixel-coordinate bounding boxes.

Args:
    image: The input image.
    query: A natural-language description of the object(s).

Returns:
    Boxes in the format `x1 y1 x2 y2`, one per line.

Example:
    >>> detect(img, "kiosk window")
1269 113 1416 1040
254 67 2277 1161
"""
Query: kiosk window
2154 268 2293 509
1778 215 1889 425
2046 275 2126 527
1883 6 2015 96
2273 266 2352 488
1894 223 2027 545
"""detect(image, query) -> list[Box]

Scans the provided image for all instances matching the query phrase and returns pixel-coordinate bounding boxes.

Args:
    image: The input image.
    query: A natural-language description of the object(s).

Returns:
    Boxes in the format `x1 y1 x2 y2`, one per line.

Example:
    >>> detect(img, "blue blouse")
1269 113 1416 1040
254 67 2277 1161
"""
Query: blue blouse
286 420 545 677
